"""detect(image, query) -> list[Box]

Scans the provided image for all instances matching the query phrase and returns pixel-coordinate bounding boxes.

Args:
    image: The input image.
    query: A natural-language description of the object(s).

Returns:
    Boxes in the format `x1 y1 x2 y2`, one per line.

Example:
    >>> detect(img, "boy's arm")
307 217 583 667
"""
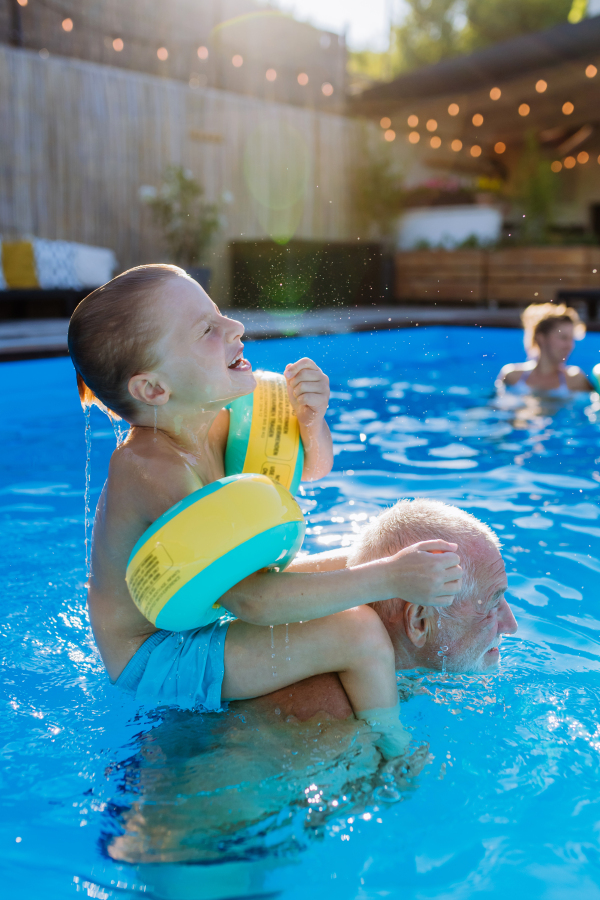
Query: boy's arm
220 540 462 626
285 358 333 480
286 547 349 573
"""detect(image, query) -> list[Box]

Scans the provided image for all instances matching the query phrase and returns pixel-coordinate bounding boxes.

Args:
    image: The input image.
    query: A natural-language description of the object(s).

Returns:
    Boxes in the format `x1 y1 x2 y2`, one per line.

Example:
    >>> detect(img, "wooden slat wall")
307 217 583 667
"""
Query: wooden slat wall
395 250 487 303
395 247 600 305
487 247 600 303
0 45 365 303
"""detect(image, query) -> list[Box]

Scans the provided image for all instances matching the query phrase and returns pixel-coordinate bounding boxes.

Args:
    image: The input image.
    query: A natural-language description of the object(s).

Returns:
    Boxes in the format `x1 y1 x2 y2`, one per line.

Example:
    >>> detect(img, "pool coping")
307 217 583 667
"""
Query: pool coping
0 306 541 362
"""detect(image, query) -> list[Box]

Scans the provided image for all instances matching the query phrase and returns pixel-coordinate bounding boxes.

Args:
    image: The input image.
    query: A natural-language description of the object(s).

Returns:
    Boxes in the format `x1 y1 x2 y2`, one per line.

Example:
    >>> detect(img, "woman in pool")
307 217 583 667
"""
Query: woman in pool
496 302 592 396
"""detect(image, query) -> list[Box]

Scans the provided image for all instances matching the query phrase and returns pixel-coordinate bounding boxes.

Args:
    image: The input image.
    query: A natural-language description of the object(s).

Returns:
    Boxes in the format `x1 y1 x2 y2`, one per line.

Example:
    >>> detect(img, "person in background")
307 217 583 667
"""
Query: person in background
496 302 592 396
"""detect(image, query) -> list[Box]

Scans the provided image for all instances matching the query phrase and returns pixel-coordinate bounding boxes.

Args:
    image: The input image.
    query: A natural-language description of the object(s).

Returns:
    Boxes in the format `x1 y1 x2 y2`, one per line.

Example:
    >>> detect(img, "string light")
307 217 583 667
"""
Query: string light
494 142 506 154
490 87 501 100
232 54 243 67
407 114 419 127
518 103 530 116
384 130 396 142
551 161 562 172
426 119 437 132
380 117 391 129
321 82 333 96
470 145 482 157
472 113 483 126
157 47 168 61
266 68 277 81
535 80 547 92
451 139 462 151
112 38 123 52
448 103 459 116
430 136 441 148
562 101 574 115
564 156 576 168
62 18 73 32
197 46 208 60
586 64 597 78
408 131 420 144
577 151 589 164
297 72 308 85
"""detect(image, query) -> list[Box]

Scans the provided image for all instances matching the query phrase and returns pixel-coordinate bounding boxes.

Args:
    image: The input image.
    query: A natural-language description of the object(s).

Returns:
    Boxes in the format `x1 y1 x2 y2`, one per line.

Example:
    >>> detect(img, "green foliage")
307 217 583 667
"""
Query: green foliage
395 0 465 71
143 165 219 267
464 0 573 50
512 132 556 244
349 0 578 78
351 132 406 239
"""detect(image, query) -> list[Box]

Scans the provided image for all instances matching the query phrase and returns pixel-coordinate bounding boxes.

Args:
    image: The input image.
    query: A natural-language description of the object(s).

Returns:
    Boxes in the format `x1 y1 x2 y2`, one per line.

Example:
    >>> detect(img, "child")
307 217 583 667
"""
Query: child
68 264 462 759
497 302 592 396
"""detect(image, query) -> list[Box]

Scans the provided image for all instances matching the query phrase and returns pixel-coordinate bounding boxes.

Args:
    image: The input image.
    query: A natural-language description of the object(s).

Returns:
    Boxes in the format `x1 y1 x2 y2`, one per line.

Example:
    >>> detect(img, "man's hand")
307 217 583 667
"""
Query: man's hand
284 358 330 428
383 540 462 607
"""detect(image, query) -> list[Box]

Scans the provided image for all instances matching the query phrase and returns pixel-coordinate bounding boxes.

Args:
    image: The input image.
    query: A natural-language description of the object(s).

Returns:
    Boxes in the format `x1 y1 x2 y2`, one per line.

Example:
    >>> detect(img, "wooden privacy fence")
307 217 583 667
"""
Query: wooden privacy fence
395 247 600 306
0 45 367 303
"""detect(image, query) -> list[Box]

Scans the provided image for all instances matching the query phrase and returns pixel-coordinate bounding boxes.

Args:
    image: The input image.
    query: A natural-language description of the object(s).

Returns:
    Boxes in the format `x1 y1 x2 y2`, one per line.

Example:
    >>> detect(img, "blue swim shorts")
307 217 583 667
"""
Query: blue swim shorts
113 618 232 712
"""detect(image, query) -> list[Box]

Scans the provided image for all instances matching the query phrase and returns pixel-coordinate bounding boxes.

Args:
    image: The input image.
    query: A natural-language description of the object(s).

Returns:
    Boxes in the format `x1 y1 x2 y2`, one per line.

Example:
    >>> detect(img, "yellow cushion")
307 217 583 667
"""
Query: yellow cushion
2 241 38 288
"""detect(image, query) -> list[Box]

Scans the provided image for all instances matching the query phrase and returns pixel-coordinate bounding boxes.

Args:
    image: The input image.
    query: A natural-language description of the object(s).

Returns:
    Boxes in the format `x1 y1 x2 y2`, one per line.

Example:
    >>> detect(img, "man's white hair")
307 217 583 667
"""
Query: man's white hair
347 498 501 622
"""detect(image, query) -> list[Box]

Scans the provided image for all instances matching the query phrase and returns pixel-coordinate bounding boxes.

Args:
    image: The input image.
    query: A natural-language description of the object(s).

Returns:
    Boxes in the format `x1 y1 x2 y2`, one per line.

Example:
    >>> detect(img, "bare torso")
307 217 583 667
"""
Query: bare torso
88 410 230 681
501 361 591 392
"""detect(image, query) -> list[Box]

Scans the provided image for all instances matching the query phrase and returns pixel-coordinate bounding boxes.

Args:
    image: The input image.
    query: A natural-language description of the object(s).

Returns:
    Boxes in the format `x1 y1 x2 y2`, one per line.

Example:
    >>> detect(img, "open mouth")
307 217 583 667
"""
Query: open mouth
228 349 251 371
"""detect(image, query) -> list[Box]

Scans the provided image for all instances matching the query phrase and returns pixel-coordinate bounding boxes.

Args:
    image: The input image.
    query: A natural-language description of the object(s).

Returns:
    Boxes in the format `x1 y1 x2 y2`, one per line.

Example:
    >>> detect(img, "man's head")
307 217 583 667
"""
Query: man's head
348 499 517 673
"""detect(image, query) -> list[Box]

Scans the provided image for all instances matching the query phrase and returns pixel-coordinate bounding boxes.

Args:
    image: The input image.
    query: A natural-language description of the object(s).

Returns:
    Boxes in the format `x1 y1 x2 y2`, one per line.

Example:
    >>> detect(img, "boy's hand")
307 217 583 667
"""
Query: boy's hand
385 540 462 607
284 358 330 428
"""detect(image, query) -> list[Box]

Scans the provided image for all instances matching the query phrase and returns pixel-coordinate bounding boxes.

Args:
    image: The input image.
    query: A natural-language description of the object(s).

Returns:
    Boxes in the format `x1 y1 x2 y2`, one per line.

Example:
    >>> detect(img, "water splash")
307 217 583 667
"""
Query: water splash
84 406 92 577
270 625 277 677
112 417 128 447
285 623 290 661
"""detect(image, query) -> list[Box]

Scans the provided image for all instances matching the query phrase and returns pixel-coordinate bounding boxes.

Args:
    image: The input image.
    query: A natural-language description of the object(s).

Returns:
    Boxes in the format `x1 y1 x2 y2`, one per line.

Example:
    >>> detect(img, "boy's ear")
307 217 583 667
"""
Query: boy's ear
128 373 171 406
403 603 435 649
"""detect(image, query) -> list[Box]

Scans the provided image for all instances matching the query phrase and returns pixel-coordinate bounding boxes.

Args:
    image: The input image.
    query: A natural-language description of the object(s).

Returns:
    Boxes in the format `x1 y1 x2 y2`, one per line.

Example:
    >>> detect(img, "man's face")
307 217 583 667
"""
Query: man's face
434 542 517 673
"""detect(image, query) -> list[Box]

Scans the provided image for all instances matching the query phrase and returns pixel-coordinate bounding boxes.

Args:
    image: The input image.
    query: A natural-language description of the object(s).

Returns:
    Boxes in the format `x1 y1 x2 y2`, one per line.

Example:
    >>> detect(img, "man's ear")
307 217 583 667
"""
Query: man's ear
128 373 171 406
403 603 435 648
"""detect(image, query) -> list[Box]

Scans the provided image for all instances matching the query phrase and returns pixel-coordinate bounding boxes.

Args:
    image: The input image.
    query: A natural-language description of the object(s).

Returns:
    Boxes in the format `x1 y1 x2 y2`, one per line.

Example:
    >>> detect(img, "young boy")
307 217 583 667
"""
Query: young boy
68 264 462 758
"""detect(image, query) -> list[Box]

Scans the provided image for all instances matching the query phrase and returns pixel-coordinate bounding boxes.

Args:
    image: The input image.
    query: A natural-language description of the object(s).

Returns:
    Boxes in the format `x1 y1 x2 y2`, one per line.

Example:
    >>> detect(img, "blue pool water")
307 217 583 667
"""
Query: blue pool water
3 325 600 899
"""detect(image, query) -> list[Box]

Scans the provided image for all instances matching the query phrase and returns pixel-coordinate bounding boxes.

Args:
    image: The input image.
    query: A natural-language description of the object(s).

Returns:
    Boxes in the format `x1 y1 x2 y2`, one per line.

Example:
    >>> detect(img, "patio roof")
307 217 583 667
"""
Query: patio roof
352 16 600 114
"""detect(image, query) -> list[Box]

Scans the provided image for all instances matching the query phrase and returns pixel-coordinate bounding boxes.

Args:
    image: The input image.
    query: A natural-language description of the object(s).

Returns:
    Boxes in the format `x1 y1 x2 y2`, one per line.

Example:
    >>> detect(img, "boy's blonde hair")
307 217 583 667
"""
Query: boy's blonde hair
348 499 500 622
68 264 186 420
521 302 585 358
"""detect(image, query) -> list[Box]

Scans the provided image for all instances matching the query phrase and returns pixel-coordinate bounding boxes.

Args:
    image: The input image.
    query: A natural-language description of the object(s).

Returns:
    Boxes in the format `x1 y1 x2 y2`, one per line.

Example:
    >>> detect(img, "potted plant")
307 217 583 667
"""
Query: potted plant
140 165 220 291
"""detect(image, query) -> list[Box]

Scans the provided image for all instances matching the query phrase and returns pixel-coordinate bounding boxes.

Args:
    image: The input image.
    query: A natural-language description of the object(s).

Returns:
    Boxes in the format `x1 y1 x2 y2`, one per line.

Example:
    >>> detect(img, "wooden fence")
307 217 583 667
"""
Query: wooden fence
0 45 367 303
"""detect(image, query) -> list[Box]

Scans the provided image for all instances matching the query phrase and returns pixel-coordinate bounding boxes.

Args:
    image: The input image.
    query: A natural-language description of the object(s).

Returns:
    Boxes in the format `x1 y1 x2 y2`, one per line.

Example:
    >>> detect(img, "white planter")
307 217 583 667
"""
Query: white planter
397 205 502 250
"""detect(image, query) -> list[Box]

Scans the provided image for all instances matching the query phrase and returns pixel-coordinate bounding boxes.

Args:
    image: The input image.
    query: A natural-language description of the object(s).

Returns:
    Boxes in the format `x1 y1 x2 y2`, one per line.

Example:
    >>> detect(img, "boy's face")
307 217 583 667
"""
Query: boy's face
152 276 255 409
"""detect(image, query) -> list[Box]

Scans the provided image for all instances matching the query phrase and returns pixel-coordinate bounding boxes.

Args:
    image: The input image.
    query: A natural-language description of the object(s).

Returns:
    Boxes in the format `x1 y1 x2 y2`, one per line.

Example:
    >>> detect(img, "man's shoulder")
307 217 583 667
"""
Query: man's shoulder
242 673 353 723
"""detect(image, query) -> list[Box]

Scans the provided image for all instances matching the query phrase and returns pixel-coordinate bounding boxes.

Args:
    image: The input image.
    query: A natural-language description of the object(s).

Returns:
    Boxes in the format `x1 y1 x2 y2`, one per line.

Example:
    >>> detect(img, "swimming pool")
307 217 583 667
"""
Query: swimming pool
2 325 600 899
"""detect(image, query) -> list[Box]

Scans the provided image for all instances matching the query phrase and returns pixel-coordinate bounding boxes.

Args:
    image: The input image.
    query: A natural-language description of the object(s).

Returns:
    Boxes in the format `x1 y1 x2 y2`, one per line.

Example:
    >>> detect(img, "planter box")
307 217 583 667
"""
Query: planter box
395 246 600 305
395 250 486 303
487 247 600 303
230 240 386 310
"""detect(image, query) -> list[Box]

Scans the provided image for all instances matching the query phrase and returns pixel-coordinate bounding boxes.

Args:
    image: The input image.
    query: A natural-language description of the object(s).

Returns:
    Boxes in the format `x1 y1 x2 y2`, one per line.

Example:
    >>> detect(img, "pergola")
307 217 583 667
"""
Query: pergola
351 16 600 179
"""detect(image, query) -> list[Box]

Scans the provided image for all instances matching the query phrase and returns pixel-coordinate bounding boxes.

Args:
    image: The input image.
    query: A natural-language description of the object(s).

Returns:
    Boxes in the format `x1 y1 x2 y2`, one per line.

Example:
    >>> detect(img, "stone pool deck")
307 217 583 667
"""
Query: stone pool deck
0 306 534 362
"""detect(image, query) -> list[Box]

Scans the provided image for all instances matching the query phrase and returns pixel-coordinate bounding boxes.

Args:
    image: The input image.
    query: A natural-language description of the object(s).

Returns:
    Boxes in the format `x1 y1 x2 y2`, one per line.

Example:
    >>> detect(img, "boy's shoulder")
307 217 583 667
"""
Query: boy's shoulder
107 428 200 518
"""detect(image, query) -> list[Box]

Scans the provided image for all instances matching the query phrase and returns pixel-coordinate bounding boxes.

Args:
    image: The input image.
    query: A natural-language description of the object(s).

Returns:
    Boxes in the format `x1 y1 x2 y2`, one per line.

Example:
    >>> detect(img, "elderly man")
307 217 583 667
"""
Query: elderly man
108 498 518 864
254 497 518 722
